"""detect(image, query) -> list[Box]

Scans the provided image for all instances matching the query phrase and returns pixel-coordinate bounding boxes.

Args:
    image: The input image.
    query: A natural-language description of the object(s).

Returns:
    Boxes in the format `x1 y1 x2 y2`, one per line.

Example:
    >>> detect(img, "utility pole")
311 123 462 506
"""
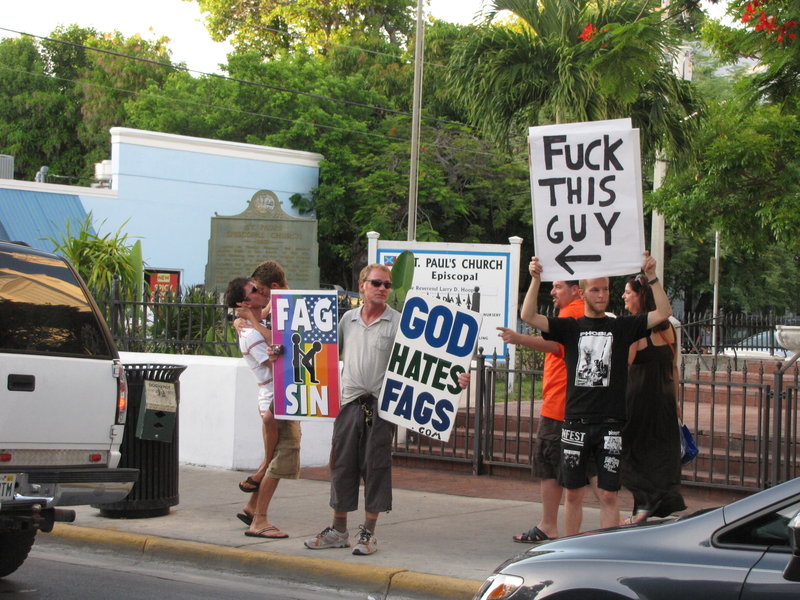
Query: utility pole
651 1 693 279
407 0 425 242
712 230 721 354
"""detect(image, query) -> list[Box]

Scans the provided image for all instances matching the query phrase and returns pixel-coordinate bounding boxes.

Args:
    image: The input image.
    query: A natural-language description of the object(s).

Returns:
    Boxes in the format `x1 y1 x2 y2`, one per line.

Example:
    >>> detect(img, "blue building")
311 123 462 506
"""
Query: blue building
0 128 323 286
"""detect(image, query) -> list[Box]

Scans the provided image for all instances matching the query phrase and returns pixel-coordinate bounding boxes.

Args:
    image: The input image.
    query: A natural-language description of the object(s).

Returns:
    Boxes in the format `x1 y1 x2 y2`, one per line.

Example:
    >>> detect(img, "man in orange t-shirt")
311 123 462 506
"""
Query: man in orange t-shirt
498 280 584 542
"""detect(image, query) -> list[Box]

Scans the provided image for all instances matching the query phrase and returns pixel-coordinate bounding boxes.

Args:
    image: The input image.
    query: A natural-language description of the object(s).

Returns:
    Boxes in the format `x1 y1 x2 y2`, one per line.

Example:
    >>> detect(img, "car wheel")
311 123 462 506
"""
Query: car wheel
0 529 37 577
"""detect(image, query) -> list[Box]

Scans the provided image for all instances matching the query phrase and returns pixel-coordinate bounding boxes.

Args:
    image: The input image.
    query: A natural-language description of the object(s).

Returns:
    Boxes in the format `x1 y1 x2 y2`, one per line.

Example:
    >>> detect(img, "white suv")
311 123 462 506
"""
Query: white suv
0 241 137 577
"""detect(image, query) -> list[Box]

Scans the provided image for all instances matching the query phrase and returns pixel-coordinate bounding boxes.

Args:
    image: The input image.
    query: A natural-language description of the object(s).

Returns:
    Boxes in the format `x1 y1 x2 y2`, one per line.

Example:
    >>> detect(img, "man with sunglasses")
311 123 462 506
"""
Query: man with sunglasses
519 252 671 533
224 262 300 540
305 263 399 556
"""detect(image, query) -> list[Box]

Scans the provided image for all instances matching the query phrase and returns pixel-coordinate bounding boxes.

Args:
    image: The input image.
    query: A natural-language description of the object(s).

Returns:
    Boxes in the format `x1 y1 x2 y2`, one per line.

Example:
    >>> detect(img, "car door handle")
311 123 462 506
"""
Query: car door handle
8 374 35 392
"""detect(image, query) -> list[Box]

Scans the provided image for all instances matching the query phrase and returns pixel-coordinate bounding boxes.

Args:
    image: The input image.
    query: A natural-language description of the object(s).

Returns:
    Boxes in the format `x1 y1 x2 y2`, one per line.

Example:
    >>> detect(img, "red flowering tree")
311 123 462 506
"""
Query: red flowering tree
707 0 800 102
740 0 797 42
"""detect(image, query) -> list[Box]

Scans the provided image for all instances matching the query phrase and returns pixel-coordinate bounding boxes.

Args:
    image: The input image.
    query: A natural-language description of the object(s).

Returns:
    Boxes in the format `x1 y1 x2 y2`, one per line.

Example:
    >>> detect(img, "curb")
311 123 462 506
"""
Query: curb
49 524 482 600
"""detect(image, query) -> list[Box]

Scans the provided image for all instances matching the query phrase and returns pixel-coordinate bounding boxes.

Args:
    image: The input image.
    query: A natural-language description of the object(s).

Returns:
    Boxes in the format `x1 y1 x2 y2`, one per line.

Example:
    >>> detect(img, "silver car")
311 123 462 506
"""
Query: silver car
475 477 800 599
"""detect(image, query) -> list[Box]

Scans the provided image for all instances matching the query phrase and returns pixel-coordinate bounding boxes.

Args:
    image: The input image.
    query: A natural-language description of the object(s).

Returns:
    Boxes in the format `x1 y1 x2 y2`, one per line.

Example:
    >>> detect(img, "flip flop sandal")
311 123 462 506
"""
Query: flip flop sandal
513 526 551 543
236 512 254 526
245 524 289 539
622 510 651 525
238 476 260 493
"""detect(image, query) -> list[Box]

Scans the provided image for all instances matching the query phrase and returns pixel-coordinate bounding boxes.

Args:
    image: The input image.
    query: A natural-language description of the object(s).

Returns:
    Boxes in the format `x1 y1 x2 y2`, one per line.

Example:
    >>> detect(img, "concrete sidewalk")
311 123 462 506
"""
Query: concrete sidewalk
46 464 745 600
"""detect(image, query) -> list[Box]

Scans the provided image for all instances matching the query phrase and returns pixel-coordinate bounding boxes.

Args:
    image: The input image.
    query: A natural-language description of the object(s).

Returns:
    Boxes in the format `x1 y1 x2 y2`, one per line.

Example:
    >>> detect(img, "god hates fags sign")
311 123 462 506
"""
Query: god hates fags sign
378 292 482 443
529 118 645 281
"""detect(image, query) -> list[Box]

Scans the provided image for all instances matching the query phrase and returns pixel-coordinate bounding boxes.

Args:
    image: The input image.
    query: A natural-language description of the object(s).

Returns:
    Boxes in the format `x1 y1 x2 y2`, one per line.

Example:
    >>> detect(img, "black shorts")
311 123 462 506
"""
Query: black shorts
558 420 623 492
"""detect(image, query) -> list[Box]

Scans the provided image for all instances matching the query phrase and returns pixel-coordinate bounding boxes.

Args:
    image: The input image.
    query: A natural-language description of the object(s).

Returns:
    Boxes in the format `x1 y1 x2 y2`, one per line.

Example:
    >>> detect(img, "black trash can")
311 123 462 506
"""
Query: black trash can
97 363 187 518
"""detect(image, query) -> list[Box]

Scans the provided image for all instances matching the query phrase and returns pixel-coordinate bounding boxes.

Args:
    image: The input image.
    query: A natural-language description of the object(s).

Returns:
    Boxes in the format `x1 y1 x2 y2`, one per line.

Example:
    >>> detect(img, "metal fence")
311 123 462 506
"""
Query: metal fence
394 352 800 493
94 286 800 492
94 284 239 356
93 283 362 355
679 311 798 356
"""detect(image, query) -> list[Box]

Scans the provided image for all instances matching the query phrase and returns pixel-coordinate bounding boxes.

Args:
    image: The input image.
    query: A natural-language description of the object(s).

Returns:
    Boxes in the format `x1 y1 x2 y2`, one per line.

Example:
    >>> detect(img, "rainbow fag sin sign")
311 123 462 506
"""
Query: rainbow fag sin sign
271 290 340 421
378 292 481 442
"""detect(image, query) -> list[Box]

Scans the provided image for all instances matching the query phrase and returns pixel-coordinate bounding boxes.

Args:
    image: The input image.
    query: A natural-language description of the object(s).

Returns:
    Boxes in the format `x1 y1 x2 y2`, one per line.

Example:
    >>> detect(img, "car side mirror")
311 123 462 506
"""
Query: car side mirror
783 511 800 582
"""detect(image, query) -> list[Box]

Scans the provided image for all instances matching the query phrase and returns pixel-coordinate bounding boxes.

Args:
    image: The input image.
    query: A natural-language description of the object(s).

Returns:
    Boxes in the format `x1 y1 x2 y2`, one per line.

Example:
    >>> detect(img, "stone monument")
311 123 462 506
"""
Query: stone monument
204 190 319 292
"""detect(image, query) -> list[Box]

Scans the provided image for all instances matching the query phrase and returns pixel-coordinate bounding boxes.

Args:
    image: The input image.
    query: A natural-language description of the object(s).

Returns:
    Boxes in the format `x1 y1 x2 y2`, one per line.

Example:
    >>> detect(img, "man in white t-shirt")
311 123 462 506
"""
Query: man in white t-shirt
225 266 300 539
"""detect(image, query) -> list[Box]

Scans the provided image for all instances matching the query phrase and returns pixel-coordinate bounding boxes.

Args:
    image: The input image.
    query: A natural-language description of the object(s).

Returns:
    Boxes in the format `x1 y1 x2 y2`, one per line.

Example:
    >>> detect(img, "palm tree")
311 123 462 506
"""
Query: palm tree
447 0 702 160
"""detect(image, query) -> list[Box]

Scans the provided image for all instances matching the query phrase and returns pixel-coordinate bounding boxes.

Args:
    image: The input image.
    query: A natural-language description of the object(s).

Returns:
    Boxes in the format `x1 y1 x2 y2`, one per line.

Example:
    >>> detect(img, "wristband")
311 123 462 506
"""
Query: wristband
648 277 659 285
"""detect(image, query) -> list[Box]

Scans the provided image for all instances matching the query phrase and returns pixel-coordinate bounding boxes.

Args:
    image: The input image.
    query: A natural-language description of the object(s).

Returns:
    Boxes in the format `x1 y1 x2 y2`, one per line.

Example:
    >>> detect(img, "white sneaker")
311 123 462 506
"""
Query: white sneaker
304 526 350 549
352 525 378 555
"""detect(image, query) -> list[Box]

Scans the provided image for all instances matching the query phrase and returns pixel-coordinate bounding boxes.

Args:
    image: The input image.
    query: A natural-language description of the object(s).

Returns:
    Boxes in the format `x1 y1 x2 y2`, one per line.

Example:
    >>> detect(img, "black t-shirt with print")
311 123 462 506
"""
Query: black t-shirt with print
544 314 648 421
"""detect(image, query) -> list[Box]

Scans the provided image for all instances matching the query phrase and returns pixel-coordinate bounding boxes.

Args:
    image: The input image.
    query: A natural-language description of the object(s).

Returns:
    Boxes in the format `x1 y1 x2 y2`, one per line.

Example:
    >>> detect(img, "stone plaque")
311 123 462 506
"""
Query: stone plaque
205 190 320 292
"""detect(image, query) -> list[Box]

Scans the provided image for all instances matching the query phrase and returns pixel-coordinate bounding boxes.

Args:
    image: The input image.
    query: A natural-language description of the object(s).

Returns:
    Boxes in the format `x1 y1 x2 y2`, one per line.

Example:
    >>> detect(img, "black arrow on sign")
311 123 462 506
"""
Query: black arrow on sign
555 245 602 275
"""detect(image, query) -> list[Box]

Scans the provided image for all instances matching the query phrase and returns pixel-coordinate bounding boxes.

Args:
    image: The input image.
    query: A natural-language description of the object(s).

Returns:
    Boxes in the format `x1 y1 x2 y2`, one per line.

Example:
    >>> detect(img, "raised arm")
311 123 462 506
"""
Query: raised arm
519 256 550 333
236 305 273 344
642 251 672 329
497 327 561 354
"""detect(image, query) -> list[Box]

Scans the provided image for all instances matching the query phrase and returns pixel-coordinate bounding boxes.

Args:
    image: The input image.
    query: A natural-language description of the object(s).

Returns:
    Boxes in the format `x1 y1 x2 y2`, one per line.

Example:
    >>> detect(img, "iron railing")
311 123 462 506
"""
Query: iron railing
94 282 238 356
93 285 799 492
394 351 800 493
93 282 363 355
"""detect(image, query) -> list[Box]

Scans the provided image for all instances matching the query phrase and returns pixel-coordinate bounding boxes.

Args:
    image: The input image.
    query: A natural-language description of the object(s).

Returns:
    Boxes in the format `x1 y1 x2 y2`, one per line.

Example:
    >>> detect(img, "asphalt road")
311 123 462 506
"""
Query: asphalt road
1 541 361 600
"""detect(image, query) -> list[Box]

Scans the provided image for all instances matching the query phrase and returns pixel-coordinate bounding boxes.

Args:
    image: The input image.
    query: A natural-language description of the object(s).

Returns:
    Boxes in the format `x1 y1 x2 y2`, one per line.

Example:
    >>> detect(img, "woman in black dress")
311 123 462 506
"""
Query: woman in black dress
620 275 686 524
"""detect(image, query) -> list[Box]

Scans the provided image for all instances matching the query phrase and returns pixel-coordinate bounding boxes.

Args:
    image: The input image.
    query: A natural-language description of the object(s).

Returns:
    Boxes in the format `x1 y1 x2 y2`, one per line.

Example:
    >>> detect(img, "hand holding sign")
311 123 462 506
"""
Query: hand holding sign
528 256 543 280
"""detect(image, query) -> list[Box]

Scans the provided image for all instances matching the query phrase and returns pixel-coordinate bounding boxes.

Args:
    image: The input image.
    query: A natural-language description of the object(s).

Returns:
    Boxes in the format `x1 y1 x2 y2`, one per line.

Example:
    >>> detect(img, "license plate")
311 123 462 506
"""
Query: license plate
0 474 15 501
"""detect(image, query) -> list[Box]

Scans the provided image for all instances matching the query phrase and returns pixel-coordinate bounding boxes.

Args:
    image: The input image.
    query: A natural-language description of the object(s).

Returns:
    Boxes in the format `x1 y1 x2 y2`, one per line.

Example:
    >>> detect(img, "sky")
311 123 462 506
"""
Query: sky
0 0 489 74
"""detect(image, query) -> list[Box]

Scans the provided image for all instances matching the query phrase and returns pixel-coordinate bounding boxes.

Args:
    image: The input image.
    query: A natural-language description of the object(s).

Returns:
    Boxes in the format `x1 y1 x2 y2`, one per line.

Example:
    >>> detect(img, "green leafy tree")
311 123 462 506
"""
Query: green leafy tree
0 26 178 183
704 0 800 104
125 38 529 289
191 0 416 55
0 36 80 180
447 0 703 160
62 27 176 170
651 96 800 255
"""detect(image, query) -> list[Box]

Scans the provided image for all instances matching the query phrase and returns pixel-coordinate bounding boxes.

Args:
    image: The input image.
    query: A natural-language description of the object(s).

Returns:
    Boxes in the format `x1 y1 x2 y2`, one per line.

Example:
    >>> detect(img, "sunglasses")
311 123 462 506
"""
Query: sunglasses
367 279 392 289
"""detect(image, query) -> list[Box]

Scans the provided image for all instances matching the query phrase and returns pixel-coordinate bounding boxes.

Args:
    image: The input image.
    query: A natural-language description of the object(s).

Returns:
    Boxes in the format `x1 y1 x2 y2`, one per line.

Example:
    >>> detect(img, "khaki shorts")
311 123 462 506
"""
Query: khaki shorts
533 416 562 480
266 419 301 480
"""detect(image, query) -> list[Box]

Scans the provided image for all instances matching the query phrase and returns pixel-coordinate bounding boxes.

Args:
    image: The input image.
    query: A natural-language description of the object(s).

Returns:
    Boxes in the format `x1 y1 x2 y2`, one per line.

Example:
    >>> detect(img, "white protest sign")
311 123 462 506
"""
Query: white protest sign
370 237 521 358
529 118 644 281
378 292 482 443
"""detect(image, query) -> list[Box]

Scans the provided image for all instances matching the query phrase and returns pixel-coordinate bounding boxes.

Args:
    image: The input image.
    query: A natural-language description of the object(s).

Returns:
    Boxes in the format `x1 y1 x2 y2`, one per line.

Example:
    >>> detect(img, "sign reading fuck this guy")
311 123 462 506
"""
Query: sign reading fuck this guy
529 118 645 281
378 292 482 443
271 290 340 421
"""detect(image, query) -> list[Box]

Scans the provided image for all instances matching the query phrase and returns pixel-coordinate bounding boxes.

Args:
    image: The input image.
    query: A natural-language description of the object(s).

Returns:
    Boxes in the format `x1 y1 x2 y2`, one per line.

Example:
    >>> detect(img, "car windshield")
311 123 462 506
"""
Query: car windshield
737 332 772 347
0 247 113 357
731 330 788 356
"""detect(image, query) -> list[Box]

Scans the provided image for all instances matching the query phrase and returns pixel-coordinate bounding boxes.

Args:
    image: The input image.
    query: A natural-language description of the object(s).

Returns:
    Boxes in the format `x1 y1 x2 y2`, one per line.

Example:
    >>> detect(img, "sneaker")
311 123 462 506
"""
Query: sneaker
352 525 378 555
304 526 350 549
